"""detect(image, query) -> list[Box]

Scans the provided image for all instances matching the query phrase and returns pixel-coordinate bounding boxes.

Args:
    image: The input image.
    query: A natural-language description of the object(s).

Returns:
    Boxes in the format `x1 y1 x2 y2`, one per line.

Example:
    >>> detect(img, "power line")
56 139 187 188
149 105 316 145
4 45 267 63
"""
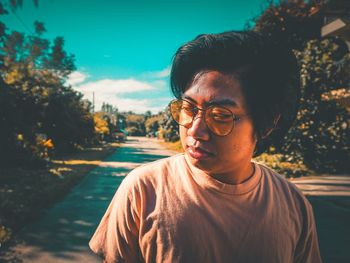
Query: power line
9 5 33 35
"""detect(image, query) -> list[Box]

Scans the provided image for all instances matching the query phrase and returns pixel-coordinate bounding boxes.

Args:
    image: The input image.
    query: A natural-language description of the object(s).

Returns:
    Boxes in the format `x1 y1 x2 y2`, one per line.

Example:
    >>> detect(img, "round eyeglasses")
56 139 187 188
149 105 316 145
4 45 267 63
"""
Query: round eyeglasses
169 99 241 136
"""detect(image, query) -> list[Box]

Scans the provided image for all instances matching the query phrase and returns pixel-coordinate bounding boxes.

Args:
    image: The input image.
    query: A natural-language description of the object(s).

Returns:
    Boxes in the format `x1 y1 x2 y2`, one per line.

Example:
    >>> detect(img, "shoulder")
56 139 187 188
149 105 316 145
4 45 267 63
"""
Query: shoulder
126 153 184 181
256 162 317 242
256 162 313 212
118 153 184 194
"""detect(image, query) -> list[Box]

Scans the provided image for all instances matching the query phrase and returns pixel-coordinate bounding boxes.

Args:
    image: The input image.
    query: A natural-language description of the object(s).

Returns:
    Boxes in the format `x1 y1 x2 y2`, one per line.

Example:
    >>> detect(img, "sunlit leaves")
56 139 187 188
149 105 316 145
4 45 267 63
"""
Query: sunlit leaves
145 115 162 136
252 0 323 50
93 113 110 135
284 38 350 173
125 114 146 136
254 0 350 173
159 108 179 142
0 8 93 166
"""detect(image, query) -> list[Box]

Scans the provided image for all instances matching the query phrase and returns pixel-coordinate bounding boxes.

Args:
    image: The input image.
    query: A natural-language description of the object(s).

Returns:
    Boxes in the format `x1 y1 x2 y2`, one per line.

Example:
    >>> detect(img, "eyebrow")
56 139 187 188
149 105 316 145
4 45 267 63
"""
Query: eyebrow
182 95 238 108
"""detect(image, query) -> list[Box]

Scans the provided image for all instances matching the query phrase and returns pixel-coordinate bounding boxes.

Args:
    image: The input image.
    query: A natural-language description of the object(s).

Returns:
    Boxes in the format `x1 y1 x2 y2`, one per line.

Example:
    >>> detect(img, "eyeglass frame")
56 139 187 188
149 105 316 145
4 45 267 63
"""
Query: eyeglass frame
168 98 244 137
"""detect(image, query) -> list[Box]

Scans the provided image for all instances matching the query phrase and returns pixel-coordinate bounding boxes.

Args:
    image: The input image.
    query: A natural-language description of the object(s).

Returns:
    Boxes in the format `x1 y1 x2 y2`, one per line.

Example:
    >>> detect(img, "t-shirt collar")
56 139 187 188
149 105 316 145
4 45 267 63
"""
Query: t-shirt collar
183 154 262 195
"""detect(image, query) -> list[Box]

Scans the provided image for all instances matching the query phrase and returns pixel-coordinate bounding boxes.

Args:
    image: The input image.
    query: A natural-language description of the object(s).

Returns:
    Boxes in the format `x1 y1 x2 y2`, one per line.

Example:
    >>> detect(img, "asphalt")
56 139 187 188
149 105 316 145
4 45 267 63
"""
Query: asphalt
8 137 176 263
5 137 350 263
291 175 350 263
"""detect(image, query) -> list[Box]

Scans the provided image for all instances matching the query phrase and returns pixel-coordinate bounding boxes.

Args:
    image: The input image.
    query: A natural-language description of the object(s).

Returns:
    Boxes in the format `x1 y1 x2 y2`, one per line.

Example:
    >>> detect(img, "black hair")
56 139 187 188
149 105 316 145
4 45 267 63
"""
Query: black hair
170 30 300 155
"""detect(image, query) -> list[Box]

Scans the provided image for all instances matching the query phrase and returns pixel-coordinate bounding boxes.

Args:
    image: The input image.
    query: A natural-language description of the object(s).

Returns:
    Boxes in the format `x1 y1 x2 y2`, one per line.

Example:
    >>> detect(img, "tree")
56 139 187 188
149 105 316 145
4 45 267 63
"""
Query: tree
93 112 110 141
283 38 350 173
145 114 162 137
253 0 350 173
125 114 146 136
42 86 94 152
144 110 152 120
252 0 324 50
159 109 179 142
44 37 75 78
0 2 95 165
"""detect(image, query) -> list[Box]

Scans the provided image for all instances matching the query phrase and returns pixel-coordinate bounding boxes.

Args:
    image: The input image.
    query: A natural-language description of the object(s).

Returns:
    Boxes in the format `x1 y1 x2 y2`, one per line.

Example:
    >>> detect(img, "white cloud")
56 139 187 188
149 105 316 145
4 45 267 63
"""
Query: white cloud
142 66 171 79
66 71 89 86
75 78 155 94
155 67 171 78
99 98 166 114
72 78 169 113
149 79 167 89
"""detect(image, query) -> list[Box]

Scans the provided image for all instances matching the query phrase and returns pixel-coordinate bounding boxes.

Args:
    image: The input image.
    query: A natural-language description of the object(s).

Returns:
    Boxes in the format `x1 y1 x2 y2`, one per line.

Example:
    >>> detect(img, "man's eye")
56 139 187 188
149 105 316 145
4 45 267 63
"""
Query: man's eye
212 114 231 120
209 111 232 122
181 106 195 115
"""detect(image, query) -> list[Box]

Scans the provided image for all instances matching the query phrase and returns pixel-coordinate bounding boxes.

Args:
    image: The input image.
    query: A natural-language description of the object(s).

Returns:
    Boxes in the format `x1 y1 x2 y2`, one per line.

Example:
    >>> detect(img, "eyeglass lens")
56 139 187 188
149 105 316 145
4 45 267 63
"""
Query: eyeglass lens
169 99 234 136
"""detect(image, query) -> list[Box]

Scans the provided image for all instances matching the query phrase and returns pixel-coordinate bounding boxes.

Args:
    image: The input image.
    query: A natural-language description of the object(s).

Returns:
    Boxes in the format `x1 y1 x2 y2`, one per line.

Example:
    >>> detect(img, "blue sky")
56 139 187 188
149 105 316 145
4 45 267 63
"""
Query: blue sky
1 0 269 113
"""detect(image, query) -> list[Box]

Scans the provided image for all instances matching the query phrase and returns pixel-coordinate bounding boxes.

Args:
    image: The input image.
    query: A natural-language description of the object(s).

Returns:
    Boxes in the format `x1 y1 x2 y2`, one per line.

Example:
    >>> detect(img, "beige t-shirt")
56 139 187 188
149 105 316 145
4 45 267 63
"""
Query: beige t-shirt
89 153 322 263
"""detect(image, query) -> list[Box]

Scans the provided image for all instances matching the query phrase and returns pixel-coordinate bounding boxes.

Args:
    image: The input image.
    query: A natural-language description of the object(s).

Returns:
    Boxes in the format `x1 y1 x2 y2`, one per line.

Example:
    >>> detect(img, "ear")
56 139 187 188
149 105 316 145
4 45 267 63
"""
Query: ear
261 114 281 139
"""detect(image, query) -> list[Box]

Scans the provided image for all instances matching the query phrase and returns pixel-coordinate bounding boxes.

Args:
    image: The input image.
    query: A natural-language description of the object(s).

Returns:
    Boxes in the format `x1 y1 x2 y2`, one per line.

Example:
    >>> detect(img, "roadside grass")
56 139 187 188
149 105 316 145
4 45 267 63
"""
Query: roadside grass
254 153 314 178
0 142 120 249
158 140 184 153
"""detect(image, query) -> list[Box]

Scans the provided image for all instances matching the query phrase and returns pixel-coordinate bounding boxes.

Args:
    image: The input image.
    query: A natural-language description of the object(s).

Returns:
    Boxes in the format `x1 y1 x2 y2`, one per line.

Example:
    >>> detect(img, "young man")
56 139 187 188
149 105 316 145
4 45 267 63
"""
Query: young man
89 31 322 263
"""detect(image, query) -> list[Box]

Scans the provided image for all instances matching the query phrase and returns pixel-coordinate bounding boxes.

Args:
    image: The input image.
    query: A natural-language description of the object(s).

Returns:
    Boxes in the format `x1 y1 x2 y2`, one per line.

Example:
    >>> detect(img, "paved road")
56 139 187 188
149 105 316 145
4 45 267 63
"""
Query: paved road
291 176 350 263
9 137 177 263
6 137 350 262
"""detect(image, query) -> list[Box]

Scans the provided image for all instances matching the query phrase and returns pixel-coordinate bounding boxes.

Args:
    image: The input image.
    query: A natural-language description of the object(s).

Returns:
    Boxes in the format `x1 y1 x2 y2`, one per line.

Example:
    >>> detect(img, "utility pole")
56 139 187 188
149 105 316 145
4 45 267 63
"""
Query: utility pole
92 92 95 114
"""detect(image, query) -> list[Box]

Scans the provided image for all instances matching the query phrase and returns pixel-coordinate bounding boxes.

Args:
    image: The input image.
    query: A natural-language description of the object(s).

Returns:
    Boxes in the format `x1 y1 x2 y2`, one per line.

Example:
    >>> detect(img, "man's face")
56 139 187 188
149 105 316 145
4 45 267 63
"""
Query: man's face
180 70 257 179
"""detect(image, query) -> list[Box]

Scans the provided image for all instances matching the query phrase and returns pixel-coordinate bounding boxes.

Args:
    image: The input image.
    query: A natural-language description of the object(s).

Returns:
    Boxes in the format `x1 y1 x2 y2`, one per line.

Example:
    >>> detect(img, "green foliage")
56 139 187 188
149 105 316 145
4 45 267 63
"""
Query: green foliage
125 113 146 136
101 102 118 115
145 114 162 137
252 0 323 50
94 112 110 135
93 109 122 142
254 152 312 178
0 225 11 244
43 87 94 152
159 108 179 142
0 4 95 166
44 37 75 77
283 39 350 173
253 1 350 174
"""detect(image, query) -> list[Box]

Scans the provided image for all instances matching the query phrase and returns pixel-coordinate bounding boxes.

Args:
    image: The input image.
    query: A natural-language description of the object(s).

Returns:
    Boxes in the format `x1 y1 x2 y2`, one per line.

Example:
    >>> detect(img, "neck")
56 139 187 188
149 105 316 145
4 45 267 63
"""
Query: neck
210 161 255 185
183 154 256 185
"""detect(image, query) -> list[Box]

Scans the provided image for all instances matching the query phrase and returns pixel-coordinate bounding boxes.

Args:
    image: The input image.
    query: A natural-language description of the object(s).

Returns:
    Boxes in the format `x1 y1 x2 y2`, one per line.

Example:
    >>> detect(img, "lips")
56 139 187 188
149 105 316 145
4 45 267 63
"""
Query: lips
187 145 215 160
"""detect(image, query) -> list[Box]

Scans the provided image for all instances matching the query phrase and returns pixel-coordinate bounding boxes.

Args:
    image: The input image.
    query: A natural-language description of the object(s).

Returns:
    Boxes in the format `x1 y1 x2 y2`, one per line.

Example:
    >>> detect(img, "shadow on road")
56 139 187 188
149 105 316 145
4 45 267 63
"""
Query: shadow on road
2 137 177 262
307 195 350 263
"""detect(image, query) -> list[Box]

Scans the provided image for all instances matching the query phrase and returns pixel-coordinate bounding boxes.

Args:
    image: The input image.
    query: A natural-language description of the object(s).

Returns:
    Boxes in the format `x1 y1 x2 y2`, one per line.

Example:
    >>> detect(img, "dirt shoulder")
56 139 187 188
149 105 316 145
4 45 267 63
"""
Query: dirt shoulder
0 142 120 249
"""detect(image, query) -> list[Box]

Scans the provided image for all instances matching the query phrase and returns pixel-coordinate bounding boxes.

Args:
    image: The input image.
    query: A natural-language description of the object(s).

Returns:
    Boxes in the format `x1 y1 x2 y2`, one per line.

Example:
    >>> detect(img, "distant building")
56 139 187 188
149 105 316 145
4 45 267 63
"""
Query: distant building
321 0 350 48
315 0 350 107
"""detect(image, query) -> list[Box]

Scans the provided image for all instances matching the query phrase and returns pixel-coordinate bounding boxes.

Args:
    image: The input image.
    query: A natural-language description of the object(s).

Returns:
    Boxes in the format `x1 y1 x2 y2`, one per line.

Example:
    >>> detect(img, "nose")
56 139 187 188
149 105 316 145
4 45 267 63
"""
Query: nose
187 112 210 141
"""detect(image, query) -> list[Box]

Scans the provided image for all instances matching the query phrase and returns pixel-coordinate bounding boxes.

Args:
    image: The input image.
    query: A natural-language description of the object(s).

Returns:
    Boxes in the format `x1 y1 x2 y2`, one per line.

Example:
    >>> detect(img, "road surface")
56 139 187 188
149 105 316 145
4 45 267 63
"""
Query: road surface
292 176 350 263
8 137 177 262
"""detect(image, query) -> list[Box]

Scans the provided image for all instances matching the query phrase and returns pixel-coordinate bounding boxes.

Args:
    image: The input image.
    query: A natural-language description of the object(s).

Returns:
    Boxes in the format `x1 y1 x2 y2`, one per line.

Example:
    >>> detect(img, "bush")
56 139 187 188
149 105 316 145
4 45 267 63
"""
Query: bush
254 152 312 178
0 226 11 245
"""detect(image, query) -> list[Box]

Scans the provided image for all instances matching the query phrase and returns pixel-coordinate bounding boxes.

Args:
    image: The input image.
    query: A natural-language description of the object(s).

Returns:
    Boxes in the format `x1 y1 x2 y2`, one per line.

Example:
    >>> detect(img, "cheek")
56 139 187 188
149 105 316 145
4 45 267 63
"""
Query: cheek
218 129 256 158
179 126 187 149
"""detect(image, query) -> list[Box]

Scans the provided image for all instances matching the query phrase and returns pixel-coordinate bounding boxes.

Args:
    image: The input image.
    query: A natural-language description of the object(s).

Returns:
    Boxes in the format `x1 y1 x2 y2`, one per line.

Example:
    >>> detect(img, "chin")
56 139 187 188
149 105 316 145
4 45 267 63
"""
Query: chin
186 151 217 172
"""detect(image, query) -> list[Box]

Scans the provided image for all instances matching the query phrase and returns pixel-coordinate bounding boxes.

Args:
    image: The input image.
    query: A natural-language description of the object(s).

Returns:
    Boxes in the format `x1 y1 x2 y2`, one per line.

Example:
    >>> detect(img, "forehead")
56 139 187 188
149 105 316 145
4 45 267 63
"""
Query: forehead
183 70 247 108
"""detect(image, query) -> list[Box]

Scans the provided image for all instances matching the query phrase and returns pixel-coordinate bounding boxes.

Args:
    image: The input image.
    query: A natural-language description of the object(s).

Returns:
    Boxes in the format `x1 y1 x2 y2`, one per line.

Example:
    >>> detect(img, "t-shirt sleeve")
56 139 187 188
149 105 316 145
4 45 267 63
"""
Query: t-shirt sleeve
293 197 323 263
89 175 141 262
